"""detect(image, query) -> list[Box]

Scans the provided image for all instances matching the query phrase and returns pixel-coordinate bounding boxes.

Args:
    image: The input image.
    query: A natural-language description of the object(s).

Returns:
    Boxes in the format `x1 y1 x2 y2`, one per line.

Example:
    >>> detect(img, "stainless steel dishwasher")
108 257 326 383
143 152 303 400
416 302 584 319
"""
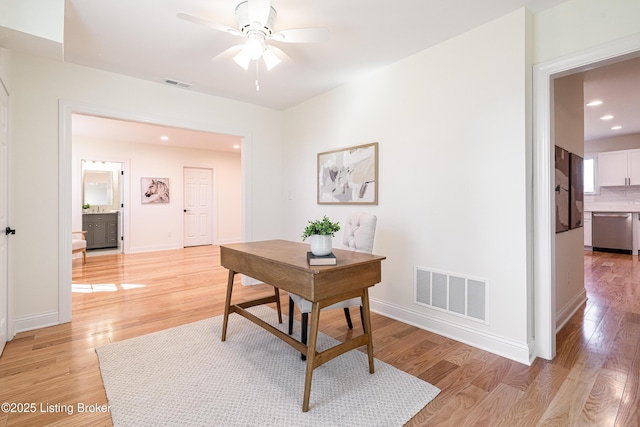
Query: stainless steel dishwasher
592 212 633 253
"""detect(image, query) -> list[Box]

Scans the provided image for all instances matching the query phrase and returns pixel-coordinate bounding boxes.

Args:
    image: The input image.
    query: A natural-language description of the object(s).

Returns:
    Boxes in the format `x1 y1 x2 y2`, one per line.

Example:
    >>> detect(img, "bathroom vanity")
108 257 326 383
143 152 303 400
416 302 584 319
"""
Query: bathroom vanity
82 212 118 250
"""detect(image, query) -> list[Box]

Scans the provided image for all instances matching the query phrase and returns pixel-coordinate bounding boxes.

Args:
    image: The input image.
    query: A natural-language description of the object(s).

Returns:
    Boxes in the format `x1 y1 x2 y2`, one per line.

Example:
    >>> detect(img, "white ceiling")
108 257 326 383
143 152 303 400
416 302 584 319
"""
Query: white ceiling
62 0 567 111
72 114 242 152
582 56 640 141
6 0 640 146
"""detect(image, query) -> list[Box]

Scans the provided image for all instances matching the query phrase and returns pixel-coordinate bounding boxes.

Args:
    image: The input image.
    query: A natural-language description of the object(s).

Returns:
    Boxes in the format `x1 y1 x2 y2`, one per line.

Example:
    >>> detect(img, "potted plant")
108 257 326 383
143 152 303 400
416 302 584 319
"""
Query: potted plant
82 203 91 212
302 215 340 256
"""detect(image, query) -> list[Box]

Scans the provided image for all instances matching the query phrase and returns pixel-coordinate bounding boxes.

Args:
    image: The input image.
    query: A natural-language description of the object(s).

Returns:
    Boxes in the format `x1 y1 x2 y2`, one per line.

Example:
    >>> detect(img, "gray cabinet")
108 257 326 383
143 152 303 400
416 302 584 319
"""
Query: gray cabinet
82 213 118 249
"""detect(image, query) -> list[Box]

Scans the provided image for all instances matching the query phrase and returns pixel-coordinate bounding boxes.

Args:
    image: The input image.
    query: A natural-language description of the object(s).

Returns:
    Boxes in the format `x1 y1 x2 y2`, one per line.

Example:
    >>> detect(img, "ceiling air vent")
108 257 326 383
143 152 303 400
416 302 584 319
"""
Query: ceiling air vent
163 78 191 89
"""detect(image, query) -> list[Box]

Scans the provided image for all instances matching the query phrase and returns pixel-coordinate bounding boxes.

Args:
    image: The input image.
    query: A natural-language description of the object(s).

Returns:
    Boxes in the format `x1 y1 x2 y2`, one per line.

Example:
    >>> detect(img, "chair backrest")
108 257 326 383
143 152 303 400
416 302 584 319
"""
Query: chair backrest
342 212 377 253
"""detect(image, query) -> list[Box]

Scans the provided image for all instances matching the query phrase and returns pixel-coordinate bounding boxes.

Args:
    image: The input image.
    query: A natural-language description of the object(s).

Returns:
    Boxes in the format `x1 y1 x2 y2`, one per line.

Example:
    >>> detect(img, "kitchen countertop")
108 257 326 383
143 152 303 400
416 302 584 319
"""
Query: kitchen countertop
585 206 640 213
82 211 120 214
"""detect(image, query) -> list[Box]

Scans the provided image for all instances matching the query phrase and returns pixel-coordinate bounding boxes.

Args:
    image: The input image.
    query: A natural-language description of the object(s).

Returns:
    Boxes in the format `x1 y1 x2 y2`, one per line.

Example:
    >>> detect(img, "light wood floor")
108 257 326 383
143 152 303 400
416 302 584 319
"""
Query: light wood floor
1 247 639 426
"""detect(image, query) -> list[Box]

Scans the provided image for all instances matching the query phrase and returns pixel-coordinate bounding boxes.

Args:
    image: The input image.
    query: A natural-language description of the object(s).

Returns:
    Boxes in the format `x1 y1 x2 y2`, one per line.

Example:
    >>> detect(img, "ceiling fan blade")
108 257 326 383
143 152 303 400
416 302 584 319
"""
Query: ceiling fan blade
271 27 329 43
211 44 244 62
176 12 242 36
247 0 271 24
266 45 292 63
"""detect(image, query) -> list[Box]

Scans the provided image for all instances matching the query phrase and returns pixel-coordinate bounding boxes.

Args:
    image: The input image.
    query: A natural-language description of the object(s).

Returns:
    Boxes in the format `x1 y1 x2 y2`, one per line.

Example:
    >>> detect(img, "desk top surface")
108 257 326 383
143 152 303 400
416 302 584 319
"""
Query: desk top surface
220 239 385 273
220 239 386 302
220 240 386 301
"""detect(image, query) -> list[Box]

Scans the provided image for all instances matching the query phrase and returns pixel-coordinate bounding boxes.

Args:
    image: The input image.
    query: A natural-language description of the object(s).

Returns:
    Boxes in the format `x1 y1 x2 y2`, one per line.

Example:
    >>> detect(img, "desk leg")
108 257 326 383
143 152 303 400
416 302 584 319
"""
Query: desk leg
221 269 235 342
361 288 375 374
302 301 321 412
273 287 283 324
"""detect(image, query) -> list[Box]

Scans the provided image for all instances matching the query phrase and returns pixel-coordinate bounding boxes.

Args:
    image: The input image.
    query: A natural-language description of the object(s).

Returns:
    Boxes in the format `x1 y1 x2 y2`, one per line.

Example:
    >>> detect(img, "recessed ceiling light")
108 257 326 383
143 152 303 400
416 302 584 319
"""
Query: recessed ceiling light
160 136 169 141
233 144 240 149
611 125 622 130
600 115 614 120
586 100 603 106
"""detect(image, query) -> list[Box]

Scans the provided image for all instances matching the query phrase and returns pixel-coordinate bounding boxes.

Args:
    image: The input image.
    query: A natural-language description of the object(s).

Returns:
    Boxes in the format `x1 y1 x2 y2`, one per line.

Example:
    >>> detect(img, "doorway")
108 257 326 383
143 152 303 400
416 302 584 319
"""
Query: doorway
80 159 125 255
533 35 640 360
60 102 251 324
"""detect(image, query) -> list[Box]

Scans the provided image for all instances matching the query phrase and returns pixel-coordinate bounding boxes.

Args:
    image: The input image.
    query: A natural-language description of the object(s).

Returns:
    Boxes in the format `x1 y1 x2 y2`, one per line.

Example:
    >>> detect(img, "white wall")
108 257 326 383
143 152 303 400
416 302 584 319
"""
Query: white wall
534 0 640 64
585 133 640 153
553 73 586 330
0 0 63 62
283 10 534 363
8 51 283 330
0 0 64 43
282 0 640 363
73 137 242 252
0 49 10 90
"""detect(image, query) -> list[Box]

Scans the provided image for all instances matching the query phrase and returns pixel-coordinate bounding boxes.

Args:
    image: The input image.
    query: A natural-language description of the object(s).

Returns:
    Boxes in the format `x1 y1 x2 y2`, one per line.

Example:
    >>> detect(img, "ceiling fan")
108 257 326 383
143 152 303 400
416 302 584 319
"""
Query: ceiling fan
177 0 329 72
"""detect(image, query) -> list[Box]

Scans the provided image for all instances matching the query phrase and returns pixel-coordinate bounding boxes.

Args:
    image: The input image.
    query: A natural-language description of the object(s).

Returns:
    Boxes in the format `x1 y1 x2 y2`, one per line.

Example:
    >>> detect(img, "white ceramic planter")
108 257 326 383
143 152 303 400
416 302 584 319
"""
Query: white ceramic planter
310 234 332 256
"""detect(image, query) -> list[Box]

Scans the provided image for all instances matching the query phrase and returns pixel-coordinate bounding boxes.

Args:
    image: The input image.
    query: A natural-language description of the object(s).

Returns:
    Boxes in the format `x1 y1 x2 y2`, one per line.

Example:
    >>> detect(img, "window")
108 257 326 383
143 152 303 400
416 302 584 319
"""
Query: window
584 154 596 194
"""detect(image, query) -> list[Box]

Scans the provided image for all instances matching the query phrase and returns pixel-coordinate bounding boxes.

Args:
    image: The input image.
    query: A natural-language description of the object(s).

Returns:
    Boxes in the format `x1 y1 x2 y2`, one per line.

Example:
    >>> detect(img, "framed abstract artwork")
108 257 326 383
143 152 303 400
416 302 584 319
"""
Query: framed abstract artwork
317 142 378 205
555 146 569 233
570 153 584 229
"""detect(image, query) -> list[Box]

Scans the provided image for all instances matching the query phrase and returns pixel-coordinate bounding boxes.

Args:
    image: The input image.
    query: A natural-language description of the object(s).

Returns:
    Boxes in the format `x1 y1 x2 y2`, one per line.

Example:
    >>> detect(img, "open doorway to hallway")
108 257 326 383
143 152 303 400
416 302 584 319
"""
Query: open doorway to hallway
534 35 640 361
67 110 244 321
553 54 640 329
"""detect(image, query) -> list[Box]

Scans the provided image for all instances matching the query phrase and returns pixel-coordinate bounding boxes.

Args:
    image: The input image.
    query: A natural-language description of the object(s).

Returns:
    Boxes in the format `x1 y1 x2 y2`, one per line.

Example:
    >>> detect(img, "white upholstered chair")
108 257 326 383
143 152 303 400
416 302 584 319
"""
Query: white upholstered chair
288 212 377 359
72 231 87 263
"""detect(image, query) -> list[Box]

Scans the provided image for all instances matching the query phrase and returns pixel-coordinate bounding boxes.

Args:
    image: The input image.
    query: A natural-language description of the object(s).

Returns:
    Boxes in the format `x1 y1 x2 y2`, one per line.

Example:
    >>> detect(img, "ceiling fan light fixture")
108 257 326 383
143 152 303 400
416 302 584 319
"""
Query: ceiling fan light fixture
263 48 281 70
233 48 252 70
245 36 265 60
233 35 265 69
180 1 329 76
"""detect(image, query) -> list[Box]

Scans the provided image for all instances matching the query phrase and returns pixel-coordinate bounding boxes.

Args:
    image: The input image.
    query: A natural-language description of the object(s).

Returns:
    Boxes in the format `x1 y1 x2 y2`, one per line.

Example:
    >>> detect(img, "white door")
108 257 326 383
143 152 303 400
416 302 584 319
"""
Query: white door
0 83 9 355
184 167 213 247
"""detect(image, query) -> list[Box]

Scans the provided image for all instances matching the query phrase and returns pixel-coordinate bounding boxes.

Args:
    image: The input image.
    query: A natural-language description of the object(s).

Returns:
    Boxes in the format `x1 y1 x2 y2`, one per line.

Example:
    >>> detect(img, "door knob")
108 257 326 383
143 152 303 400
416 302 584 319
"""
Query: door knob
5 226 15 235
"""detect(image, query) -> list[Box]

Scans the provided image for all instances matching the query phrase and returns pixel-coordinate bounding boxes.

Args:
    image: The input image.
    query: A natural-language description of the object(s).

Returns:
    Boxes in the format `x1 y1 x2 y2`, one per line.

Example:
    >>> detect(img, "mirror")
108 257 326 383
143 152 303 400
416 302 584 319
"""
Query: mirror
83 170 113 206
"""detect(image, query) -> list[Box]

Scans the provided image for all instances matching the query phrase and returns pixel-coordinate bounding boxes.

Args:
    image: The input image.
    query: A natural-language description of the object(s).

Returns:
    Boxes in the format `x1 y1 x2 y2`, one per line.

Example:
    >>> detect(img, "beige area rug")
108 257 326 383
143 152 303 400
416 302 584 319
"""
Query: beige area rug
96 306 440 426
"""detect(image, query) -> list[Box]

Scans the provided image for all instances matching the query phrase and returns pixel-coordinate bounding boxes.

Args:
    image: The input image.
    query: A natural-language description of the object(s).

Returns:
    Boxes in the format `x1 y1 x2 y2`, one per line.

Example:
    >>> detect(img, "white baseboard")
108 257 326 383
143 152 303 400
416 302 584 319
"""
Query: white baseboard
13 311 60 335
128 239 242 253
555 289 587 332
369 298 533 365
127 244 181 253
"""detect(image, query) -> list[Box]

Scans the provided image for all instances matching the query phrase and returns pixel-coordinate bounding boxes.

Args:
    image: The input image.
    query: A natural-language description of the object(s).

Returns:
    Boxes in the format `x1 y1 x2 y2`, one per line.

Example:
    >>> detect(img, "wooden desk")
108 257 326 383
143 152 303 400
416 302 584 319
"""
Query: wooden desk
220 239 386 411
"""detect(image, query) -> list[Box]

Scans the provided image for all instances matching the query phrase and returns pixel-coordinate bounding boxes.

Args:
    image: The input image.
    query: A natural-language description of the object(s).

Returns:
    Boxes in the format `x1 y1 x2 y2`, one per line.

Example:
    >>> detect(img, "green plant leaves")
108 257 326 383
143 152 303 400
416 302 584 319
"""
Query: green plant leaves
301 215 340 240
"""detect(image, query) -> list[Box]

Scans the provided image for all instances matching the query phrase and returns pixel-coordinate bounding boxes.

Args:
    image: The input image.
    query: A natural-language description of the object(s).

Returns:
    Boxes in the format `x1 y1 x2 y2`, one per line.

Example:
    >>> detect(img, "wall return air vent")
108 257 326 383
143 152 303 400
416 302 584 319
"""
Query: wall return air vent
415 266 488 323
164 78 191 89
